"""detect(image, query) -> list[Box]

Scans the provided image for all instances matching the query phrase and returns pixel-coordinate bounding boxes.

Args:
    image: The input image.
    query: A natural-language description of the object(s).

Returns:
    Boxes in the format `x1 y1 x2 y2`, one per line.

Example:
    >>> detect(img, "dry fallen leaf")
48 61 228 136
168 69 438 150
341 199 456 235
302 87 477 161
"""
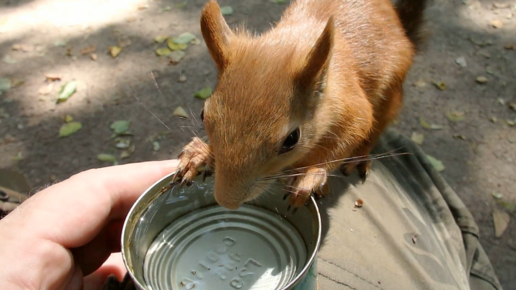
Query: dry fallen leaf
493 208 510 237
490 19 504 28
476 76 488 84
446 111 465 122
80 45 97 55
433 81 446 91
411 132 425 145
38 83 54 95
455 56 467 67
506 119 516 126
476 50 491 58
490 116 498 123
154 35 169 43
172 106 189 118
45 73 61 82
413 80 427 88
354 199 363 208
508 103 516 112
419 117 443 130
492 192 503 200
125 16 137 23
108 46 122 58
90 53 97 61
470 37 493 47
505 44 515 50
486 66 495 75
63 114 73 123
10 78 24 88
118 37 131 48
120 145 136 159
453 134 467 140
12 44 34 52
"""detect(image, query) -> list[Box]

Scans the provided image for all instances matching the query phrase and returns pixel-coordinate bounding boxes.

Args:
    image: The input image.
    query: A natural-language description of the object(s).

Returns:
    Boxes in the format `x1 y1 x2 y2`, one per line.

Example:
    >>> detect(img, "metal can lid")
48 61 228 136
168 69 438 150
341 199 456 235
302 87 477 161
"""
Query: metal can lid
143 204 307 290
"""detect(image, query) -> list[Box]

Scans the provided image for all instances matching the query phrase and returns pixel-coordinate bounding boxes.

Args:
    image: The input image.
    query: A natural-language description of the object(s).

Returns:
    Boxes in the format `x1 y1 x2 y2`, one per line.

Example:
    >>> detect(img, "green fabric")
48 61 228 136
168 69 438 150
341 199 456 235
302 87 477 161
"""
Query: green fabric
108 129 502 290
316 129 502 290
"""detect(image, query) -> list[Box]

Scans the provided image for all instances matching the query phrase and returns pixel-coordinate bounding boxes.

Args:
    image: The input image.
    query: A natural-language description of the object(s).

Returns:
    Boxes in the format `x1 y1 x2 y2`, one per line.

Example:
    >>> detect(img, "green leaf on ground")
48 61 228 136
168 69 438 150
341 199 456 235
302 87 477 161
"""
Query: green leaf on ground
426 155 445 172
155 47 172 56
59 121 82 137
419 117 443 130
167 38 188 51
220 6 234 15
153 141 160 151
110 120 130 134
446 111 465 122
154 35 169 43
172 32 196 44
169 51 185 63
194 87 212 99
56 81 77 103
98 153 116 163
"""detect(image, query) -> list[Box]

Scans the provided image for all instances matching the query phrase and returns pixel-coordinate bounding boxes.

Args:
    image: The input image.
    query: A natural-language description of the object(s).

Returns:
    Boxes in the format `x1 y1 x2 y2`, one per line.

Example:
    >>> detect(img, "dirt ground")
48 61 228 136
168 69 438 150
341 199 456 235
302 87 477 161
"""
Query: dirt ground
0 0 515 288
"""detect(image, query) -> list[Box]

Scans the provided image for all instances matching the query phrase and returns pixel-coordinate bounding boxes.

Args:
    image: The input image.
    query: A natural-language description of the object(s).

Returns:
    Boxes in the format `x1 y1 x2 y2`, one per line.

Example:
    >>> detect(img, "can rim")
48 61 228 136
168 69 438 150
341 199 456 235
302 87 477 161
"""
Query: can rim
121 171 322 290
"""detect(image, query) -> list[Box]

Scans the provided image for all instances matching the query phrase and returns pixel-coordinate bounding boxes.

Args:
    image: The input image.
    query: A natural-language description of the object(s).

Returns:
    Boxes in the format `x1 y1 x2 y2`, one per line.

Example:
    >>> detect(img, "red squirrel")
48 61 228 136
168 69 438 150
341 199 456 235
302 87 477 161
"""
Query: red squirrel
172 0 427 209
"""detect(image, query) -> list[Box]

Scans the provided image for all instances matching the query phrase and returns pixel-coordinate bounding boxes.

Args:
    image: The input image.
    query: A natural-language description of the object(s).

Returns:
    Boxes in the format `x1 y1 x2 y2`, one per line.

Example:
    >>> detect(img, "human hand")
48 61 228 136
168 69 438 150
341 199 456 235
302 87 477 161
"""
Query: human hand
0 160 179 290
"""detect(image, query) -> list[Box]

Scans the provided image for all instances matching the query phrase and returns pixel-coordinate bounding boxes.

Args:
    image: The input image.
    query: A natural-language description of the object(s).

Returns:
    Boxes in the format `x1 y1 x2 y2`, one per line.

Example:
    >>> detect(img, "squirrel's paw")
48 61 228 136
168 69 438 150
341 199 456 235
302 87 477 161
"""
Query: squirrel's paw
340 159 371 183
285 167 328 208
172 137 213 187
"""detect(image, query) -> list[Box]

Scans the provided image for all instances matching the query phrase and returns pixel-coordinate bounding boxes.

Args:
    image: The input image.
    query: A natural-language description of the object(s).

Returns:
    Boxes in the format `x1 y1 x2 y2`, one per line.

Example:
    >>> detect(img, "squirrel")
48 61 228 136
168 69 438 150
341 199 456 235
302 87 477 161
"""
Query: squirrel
172 0 427 209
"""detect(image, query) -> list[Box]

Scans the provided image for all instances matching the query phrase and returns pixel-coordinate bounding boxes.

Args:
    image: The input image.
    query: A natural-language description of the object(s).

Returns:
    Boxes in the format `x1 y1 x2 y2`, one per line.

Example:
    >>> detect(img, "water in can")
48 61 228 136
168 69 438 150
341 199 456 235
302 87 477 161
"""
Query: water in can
122 172 321 290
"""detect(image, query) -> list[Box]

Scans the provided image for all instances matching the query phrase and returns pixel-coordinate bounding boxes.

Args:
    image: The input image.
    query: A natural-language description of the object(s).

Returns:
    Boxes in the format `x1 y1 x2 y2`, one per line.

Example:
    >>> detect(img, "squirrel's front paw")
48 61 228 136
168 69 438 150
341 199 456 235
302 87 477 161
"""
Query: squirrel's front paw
286 167 328 207
173 137 213 186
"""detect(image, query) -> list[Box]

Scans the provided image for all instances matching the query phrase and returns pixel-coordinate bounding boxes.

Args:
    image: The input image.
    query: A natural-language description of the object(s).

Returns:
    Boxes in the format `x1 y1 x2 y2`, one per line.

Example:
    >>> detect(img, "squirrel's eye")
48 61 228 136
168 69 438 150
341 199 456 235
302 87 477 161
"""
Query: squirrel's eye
279 128 300 155
200 108 204 121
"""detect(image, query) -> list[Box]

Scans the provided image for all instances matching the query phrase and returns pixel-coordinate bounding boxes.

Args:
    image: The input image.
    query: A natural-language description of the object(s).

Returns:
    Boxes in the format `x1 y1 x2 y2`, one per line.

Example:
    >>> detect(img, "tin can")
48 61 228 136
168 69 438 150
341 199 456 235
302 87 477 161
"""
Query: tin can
121 171 321 290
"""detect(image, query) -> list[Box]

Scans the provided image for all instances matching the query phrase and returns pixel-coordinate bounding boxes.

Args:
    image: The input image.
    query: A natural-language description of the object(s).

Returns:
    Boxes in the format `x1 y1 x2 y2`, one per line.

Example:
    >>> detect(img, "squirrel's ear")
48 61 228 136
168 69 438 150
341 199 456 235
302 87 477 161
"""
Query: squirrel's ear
200 1 234 71
296 16 334 89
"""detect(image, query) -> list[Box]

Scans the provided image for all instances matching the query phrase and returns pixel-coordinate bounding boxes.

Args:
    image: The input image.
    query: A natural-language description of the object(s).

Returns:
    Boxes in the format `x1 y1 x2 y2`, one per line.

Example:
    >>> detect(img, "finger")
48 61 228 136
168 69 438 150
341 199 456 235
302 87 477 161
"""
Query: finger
72 220 124 275
5 160 179 249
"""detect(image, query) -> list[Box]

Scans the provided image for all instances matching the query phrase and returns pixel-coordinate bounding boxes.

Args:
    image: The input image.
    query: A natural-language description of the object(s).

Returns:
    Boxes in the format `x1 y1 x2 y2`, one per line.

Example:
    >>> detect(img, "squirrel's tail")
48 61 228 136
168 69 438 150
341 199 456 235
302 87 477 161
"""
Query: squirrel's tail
395 0 428 51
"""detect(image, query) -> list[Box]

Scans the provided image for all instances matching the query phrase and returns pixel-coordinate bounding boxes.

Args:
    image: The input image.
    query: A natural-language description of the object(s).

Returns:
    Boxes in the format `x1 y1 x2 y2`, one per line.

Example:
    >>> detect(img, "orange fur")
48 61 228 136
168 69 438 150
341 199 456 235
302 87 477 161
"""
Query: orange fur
175 0 426 209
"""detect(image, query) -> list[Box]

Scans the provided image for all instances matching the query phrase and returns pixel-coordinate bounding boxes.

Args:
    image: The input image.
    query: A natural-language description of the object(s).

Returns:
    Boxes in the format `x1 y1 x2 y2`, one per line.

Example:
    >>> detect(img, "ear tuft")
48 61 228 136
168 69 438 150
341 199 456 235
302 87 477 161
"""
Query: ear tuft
200 0 234 71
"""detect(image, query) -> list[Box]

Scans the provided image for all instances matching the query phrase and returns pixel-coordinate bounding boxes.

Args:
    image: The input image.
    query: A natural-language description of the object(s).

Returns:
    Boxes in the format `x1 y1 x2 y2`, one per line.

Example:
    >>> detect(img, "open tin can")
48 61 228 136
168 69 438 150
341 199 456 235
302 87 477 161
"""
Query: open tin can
121 171 321 290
